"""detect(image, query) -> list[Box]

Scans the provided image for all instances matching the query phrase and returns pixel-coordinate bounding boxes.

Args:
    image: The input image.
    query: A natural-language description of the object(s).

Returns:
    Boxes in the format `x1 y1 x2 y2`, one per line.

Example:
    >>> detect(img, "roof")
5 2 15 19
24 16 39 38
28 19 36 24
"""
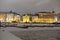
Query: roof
37 12 52 13
0 11 20 15
37 11 55 13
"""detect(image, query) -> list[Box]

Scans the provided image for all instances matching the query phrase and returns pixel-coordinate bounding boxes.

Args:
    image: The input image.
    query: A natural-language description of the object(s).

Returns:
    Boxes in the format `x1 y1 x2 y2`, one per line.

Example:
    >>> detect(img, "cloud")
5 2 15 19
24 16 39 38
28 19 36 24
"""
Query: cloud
35 0 50 6
0 0 60 14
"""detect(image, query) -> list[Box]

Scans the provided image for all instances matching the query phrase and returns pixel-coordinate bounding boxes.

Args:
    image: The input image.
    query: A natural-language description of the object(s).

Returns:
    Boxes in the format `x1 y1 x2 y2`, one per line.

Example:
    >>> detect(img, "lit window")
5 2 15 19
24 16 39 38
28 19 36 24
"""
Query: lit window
54 16 58 22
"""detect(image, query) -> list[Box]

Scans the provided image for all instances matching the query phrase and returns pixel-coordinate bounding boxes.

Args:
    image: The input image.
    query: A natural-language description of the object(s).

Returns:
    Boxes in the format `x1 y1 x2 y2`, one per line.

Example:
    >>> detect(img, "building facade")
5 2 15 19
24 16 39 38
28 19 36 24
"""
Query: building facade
0 12 20 22
36 12 55 23
0 11 60 23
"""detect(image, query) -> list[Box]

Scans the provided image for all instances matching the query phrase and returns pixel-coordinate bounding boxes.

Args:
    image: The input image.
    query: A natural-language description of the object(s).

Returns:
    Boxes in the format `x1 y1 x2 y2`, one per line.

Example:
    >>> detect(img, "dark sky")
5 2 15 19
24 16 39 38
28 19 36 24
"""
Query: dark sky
0 0 60 14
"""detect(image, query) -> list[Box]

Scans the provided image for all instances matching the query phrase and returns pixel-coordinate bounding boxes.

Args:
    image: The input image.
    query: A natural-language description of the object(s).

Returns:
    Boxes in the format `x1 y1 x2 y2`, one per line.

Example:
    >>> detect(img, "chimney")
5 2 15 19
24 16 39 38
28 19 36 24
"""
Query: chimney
52 11 55 13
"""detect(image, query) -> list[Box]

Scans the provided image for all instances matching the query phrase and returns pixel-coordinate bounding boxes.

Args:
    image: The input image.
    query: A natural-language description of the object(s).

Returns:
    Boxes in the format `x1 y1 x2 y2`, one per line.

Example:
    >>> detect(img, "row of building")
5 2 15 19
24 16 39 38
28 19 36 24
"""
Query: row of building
0 11 60 23
0 11 20 22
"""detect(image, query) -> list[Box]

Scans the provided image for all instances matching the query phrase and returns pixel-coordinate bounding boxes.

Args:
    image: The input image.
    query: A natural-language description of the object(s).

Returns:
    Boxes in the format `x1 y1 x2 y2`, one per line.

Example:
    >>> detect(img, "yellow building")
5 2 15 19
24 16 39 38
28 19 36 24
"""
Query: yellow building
21 11 56 23
0 12 20 22
32 16 39 22
0 13 6 22
22 14 30 23
37 12 55 23
14 15 20 22
57 13 60 22
6 14 14 22
0 11 59 23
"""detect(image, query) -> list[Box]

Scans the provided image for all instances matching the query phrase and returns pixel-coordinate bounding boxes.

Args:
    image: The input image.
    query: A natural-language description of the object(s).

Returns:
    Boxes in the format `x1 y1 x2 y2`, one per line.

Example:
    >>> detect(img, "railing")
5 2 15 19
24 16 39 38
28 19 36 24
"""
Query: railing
0 22 60 28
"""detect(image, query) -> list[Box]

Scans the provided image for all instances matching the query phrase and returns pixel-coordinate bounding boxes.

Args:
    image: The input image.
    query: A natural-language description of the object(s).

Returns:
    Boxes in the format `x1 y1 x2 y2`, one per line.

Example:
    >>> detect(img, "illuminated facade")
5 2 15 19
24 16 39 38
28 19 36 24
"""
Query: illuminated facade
22 14 30 23
21 11 56 23
14 15 21 22
0 13 6 22
0 12 20 22
37 12 55 23
6 14 14 22
0 11 60 23
57 13 60 22
32 16 39 22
